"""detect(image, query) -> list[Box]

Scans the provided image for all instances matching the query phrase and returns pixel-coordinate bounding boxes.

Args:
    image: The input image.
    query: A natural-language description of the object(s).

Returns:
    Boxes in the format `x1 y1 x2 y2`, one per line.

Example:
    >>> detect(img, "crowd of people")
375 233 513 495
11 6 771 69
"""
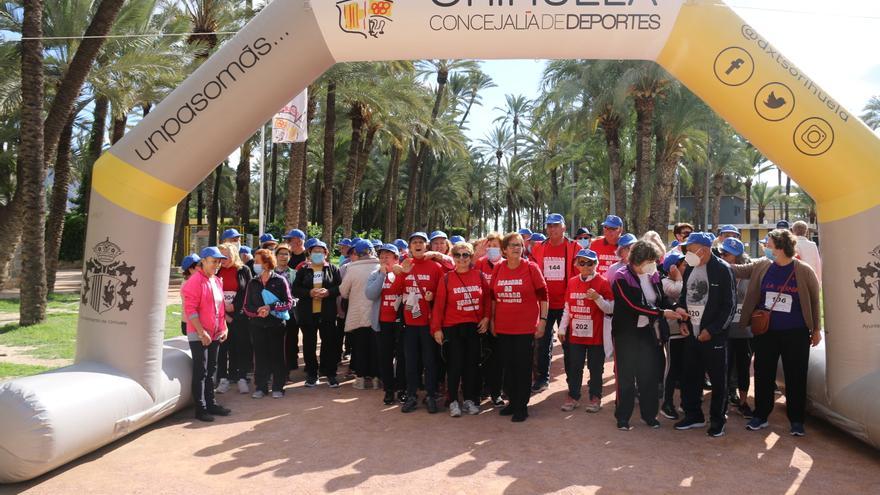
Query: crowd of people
179 216 823 437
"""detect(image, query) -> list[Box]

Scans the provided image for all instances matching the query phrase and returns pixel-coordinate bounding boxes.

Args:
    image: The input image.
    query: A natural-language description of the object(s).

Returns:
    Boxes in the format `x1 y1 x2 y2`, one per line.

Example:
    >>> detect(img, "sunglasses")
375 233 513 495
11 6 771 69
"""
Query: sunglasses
452 252 472 259
576 260 596 267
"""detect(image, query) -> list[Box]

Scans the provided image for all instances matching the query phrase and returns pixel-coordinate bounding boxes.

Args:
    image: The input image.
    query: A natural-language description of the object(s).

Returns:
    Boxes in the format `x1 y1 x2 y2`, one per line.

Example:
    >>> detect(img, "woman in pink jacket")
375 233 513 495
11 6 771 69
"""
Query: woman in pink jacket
181 246 231 422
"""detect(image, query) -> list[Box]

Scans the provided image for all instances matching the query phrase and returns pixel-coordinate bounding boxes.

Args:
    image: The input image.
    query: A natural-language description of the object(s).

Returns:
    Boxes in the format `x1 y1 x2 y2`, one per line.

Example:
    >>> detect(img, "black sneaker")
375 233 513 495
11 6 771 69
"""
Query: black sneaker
426 397 439 414
728 393 741 406
674 417 706 430
660 402 679 420
397 391 408 404
644 418 661 429
305 375 317 388
195 409 215 422
790 422 806 436
383 391 395 405
401 398 418 413
617 421 633 431
207 404 231 416
492 396 505 407
531 381 549 394
499 405 515 416
512 410 528 422
737 403 754 419
328 376 340 388
745 417 769 431
708 422 726 437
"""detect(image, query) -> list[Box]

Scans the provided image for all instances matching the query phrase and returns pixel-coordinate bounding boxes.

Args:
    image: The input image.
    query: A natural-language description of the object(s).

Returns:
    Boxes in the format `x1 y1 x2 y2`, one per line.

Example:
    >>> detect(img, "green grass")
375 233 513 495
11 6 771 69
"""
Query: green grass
0 362 52 379
0 293 81 313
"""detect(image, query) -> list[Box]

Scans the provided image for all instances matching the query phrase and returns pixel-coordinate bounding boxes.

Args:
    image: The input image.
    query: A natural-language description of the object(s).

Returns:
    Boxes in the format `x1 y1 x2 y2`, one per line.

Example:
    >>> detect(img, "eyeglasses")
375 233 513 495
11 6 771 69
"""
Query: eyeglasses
452 252 472 259
576 261 596 267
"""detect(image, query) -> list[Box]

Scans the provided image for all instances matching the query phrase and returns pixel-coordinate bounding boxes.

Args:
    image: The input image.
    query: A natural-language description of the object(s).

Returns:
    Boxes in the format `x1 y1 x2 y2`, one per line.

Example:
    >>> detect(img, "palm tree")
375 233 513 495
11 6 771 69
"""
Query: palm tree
458 69 495 128
494 93 532 159
742 144 770 224
860 95 880 130
477 125 513 232
751 182 781 224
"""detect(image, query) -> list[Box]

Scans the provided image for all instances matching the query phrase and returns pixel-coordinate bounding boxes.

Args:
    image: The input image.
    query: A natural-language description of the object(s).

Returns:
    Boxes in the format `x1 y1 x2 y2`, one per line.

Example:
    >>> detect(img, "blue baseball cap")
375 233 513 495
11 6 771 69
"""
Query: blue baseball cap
394 239 409 251
681 232 714 248
530 233 546 242
429 230 448 241
720 238 745 257
450 235 465 244
518 228 533 238
220 228 242 241
309 240 328 251
180 253 200 271
575 227 592 237
718 225 740 235
259 233 278 244
409 231 429 242
545 213 565 225
670 240 680 249
776 220 790 229
304 237 317 249
371 239 382 247
352 239 374 255
617 233 637 248
575 249 598 261
337 238 352 247
200 246 227 259
602 215 623 229
662 252 685 273
239 246 252 255
283 229 306 240
378 243 400 257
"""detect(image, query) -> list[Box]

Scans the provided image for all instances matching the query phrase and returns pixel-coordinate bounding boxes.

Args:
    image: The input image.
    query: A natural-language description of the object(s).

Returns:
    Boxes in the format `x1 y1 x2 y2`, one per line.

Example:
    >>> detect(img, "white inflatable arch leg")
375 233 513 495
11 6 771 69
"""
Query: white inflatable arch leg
1 0 878 482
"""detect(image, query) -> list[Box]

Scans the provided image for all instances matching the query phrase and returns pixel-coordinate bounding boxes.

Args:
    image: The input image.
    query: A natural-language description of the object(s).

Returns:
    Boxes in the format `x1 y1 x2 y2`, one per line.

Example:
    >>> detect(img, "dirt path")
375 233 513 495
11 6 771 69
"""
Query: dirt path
4 353 878 494
0 345 71 368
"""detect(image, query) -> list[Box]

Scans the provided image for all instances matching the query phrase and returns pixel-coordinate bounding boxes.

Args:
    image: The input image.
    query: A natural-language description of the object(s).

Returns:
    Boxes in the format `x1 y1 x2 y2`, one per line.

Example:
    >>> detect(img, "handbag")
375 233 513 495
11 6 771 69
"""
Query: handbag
750 268 795 336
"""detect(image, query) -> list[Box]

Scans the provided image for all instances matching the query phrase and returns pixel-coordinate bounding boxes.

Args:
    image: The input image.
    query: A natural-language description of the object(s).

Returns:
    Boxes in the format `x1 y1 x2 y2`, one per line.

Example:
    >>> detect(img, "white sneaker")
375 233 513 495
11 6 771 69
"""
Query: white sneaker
449 400 462 418
463 400 480 415
215 378 230 394
353 377 366 390
237 379 249 394
251 390 265 399
372 377 381 389
272 391 284 399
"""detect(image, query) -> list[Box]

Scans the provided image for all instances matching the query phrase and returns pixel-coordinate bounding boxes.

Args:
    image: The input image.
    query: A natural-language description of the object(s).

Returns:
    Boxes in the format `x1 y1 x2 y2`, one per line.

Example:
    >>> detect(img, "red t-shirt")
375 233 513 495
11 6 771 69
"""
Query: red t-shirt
217 266 239 292
540 240 570 310
431 269 490 334
379 272 400 323
474 255 503 285
390 256 444 327
491 260 547 335
563 274 613 346
590 237 620 276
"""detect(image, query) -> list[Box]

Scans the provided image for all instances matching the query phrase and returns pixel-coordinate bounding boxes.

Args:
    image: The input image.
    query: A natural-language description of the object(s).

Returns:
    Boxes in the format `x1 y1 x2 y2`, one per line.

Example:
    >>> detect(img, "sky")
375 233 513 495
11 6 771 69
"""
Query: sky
463 0 880 184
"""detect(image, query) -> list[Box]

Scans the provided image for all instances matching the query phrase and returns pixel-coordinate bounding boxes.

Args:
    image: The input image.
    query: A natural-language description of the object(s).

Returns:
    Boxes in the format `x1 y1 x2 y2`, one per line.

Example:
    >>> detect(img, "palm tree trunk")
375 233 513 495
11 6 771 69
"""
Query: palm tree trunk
111 114 126 144
631 96 655 235
299 145 309 229
601 117 626 219
45 111 76 293
268 143 278 223
387 145 401 238
321 81 337 243
745 178 753 224
784 176 791 220
710 170 724 229
0 159 24 289
235 139 252 225
208 164 223 245
286 141 304 229
494 154 502 232
401 140 420 235
79 95 108 219
173 194 190 261
339 103 366 238
18 0 47 325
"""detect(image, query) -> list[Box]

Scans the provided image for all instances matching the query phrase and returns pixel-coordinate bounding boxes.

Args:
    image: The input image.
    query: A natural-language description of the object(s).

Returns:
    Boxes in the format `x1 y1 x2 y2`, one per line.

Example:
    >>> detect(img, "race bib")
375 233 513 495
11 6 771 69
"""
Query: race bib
312 271 323 286
223 291 236 305
732 304 743 323
765 291 793 313
688 305 705 330
543 257 566 281
572 318 594 338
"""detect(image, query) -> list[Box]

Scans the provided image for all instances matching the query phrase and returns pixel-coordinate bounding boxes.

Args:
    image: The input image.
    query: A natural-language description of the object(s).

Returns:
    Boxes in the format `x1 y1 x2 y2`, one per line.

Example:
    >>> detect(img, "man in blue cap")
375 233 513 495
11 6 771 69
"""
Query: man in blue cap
574 227 592 249
283 229 308 269
717 237 755 419
672 232 737 437
530 213 579 393
717 225 740 241
518 228 533 259
337 238 353 266
590 215 624 275
221 228 243 246
259 233 279 250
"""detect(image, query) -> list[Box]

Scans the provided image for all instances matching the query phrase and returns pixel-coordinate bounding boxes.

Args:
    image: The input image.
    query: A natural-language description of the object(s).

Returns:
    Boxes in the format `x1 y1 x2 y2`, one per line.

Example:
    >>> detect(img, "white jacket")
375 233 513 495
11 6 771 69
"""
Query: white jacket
796 236 822 285
339 258 381 332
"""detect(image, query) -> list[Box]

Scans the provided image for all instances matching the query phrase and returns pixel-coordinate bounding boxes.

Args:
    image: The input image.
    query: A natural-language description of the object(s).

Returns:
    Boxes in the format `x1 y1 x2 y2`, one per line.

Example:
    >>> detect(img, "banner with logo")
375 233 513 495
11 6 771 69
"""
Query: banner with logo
272 89 308 143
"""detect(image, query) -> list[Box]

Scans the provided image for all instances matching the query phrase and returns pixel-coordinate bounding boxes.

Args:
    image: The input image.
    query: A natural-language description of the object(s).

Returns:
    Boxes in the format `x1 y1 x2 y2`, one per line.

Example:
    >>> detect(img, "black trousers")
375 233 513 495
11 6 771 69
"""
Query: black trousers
562 341 605 401
285 319 300 371
378 321 406 392
753 328 811 423
663 338 686 406
534 308 563 384
251 320 286 393
681 334 729 424
302 314 340 379
351 327 380 378
498 333 534 414
728 337 753 394
613 328 660 424
227 315 252 381
480 331 503 398
216 332 231 380
405 325 437 397
190 339 219 410
444 323 482 404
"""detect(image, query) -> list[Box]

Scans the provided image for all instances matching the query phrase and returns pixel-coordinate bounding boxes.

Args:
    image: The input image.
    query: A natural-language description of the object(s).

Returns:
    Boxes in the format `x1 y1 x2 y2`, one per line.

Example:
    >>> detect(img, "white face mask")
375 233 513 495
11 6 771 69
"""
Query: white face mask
684 250 702 267
487 247 502 262
577 239 590 249
253 264 264 275
642 263 658 276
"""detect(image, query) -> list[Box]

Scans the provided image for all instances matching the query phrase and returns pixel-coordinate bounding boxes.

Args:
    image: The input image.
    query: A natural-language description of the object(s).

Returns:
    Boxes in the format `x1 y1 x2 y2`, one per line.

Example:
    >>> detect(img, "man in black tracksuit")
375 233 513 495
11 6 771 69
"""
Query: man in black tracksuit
673 232 736 437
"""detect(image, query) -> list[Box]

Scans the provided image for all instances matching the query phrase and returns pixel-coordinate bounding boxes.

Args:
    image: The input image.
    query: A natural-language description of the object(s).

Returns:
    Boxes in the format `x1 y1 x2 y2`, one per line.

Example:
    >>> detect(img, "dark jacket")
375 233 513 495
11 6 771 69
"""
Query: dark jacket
292 262 342 325
675 254 736 337
243 271 294 328
229 266 253 318
611 265 674 344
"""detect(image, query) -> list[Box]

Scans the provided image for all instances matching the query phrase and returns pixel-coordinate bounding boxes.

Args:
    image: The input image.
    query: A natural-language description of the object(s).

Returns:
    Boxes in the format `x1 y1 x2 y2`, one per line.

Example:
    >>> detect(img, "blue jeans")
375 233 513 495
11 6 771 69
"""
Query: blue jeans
534 308 563 385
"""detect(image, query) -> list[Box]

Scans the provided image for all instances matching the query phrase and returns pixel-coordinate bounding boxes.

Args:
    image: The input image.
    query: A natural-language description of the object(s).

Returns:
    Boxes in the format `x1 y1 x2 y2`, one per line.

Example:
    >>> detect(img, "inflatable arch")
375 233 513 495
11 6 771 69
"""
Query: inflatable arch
2 0 879 482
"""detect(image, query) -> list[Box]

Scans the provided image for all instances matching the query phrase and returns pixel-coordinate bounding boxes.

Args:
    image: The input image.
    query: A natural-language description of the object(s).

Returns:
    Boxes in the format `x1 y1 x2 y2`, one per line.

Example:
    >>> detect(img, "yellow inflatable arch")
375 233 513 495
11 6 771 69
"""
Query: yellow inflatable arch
2 0 879 482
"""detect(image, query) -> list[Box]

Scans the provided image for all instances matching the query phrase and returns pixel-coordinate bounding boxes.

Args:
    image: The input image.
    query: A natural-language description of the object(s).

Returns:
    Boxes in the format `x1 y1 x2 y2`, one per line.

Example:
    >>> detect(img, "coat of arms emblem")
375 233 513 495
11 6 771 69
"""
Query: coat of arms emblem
82 238 138 314
854 245 880 314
